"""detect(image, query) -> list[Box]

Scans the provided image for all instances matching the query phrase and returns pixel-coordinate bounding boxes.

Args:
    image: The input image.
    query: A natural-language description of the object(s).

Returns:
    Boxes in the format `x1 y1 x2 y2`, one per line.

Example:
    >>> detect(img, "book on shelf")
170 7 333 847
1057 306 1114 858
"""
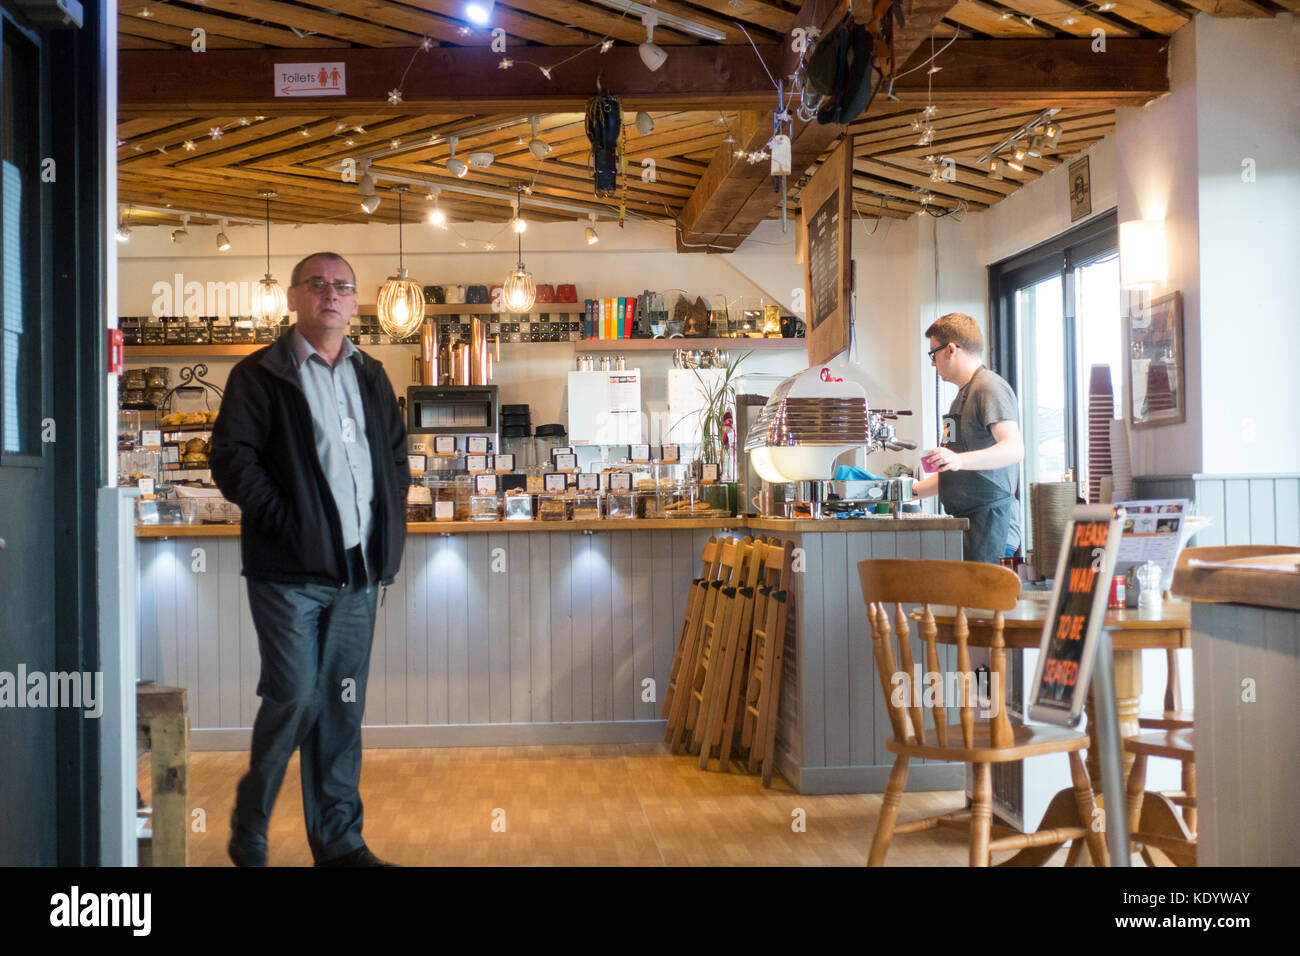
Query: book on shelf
617 297 626 340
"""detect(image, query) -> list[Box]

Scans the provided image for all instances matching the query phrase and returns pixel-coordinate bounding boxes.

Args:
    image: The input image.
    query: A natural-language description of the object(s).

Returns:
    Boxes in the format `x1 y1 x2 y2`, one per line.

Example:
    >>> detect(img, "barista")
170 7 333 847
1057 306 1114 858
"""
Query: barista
911 312 1024 564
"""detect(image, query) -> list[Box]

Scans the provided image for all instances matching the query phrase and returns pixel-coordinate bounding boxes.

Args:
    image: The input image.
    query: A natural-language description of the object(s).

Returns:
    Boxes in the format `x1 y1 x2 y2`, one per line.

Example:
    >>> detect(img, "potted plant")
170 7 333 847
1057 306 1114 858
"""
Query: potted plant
689 350 751 484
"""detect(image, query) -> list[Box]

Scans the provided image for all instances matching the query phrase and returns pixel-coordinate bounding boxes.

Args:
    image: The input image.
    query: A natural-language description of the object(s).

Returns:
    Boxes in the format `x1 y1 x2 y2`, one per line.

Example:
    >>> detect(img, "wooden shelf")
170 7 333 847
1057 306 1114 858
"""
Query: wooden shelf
575 337 806 351
125 345 263 358
359 303 587 315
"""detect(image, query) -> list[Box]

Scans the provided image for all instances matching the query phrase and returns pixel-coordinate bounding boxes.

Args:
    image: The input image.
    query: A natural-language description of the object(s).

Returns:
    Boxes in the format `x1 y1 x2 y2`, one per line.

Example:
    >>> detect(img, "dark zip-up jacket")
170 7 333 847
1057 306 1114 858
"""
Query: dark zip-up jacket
210 328 409 588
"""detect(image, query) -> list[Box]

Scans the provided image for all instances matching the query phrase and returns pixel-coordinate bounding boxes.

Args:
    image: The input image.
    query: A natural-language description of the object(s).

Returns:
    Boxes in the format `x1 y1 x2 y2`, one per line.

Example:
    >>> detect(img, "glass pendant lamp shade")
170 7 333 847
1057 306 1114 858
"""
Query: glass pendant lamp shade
502 267 536 313
256 274 288 329
377 186 426 338
255 191 286 331
377 268 425 338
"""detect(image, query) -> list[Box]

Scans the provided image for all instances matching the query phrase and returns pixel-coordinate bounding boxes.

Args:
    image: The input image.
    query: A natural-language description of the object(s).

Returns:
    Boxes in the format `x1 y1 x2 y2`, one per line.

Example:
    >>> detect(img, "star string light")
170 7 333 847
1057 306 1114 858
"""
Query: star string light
209 127 223 140
183 140 195 151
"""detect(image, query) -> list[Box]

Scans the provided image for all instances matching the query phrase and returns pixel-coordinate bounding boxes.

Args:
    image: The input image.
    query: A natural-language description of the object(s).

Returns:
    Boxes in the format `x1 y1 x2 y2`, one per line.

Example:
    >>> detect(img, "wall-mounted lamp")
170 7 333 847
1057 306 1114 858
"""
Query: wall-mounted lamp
1119 218 1167 290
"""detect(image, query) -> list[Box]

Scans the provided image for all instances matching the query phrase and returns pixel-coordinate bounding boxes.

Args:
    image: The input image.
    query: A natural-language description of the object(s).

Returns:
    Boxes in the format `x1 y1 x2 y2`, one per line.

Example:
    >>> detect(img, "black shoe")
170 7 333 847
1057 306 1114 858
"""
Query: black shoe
228 836 267 867
228 810 267 867
314 845 399 867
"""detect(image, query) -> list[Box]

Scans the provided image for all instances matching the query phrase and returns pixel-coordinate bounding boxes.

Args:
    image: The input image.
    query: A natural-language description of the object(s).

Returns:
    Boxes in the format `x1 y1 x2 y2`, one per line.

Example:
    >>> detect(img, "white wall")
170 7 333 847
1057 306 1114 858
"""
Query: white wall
1115 22 1203 477
118 219 812 445
1193 14 1300 474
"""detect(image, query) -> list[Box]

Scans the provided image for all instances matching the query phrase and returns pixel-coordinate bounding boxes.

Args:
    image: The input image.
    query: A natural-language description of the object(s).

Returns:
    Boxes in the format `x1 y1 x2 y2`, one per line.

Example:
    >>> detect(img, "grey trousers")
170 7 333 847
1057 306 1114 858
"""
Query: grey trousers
232 547 378 863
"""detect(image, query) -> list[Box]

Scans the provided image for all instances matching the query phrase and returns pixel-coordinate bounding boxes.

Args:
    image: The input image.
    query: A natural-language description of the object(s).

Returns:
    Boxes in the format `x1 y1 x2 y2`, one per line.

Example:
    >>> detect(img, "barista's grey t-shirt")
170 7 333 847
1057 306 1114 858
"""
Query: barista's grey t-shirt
938 366 1021 550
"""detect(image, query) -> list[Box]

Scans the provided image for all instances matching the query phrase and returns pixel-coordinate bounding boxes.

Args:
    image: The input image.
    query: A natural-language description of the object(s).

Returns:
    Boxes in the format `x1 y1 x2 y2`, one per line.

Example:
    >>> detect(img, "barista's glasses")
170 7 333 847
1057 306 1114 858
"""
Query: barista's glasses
292 277 358 295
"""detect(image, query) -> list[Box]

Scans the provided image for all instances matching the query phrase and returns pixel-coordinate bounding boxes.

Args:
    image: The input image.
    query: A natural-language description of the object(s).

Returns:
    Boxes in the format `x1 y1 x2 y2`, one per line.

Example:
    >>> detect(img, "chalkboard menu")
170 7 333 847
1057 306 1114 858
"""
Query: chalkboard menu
1028 504 1125 726
807 189 840 333
800 136 853 367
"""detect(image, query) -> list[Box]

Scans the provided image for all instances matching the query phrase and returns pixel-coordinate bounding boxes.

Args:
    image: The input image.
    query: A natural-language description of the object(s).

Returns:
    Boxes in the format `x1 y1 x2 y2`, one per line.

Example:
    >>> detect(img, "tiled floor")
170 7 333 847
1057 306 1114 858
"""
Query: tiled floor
146 744 1085 866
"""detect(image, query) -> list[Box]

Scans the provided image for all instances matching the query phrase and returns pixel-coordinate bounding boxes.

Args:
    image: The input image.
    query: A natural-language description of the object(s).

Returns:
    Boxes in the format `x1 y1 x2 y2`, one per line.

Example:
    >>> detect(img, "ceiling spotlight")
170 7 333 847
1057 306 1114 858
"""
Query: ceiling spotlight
468 150 494 169
427 187 447 227
585 213 599 245
465 0 494 25
1028 134 1046 157
988 159 1004 181
1012 146 1027 162
447 136 468 178
170 214 190 244
1044 123 1061 143
216 219 231 251
359 163 376 198
361 193 382 215
635 111 654 135
1006 156 1024 172
116 222 131 242
639 12 667 72
528 116 551 160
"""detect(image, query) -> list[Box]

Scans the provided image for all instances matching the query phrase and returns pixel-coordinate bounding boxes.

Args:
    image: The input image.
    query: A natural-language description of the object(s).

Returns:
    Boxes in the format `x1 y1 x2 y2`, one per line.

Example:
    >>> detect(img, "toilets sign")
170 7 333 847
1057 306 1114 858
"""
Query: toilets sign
275 62 346 97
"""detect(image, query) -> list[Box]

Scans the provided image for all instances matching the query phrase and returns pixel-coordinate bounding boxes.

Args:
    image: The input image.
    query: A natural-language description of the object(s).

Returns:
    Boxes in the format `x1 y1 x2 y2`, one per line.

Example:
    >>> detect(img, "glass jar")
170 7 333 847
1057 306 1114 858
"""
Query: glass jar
453 475 472 521
123 368 148 391
606 492 635 519
147 366 170 390
500 427 533 471
143 316 166 346
533 424 567 468
537 493 570 521
503 491 533 521
470 494 501 521
571 494 601 521
406 482 433 523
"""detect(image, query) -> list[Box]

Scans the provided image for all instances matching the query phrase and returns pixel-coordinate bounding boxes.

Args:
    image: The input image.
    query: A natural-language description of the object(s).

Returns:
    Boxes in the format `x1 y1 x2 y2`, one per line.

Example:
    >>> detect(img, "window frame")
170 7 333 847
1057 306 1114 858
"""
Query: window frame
988 209 1119 492
0 12 49 470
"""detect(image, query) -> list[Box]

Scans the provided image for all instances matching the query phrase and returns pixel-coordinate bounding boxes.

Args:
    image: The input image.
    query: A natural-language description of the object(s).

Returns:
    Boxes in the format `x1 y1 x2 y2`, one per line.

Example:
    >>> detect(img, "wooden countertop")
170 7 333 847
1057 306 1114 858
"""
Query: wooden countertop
134 514 966 537
1172 553 1300 612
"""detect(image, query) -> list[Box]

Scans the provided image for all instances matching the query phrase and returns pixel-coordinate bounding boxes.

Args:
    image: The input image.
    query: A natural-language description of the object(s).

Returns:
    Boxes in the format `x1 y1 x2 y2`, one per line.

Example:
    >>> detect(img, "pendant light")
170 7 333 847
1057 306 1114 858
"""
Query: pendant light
376 185 425 339
502 186 536 314
255 191 288 330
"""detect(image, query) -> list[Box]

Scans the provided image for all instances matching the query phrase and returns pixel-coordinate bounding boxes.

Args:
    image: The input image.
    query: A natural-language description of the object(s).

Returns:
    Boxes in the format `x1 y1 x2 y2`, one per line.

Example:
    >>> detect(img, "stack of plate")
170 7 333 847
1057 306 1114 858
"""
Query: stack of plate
1087 364 1114 504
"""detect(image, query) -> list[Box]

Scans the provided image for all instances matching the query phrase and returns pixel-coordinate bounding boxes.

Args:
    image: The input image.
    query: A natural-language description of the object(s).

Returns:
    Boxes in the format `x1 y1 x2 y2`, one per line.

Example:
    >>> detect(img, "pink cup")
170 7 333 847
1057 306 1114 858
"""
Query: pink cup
921 452 939 474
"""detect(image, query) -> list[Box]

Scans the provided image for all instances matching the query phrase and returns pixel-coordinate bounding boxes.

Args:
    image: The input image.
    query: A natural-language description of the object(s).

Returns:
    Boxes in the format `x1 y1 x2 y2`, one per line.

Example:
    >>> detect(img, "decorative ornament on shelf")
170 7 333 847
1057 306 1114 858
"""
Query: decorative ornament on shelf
377 186 425 340
255 191 287 332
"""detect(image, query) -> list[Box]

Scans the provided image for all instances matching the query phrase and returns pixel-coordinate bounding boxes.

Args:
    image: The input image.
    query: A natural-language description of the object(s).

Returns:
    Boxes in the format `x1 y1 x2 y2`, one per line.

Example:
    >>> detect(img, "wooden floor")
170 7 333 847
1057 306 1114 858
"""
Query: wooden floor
144 744 1091 867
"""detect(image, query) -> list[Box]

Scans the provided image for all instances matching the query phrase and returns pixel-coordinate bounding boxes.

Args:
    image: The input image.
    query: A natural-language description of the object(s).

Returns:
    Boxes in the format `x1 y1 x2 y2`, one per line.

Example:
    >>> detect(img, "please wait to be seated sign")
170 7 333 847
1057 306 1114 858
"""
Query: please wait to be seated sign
1028 504 1125 727
275 63 347 97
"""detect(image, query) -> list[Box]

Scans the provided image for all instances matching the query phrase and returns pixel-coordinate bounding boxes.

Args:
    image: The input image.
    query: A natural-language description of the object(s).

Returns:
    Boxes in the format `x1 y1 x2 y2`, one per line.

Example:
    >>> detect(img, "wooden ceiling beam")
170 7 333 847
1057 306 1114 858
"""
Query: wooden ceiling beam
678 0 966 252
119 45 783 118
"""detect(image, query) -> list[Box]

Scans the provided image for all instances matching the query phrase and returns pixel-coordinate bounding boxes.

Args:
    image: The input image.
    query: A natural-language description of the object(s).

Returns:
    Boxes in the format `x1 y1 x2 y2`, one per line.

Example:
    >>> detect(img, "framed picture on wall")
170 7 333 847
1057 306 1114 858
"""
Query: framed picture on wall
1124 291 1185 429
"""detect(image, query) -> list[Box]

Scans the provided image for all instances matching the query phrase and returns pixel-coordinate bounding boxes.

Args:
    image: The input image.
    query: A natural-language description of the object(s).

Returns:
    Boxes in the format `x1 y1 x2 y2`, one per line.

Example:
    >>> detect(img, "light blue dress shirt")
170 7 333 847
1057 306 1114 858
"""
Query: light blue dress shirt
290 327 374 576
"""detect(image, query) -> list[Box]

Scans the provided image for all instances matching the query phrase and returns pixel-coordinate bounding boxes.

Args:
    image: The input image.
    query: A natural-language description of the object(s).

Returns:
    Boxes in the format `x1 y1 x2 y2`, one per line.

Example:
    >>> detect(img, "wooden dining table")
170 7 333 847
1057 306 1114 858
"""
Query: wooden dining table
923 592 1191 790
920 593 1192 865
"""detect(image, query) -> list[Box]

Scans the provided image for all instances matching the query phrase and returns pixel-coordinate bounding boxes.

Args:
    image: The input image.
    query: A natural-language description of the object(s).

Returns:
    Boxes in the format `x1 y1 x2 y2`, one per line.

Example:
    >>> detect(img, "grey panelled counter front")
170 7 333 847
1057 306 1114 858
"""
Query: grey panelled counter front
135 516 967 796
1173 556 1300 866
748 518 969 795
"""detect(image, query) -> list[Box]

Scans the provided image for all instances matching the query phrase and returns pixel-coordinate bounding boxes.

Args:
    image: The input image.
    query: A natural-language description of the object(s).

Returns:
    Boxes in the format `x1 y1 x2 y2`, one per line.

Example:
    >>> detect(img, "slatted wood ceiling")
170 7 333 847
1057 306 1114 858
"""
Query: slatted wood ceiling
115 0 1289 231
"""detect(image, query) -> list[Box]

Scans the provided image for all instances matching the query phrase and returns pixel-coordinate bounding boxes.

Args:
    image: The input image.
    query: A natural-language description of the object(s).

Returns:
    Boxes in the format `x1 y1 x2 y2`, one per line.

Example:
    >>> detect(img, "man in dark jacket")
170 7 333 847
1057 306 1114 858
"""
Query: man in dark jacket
211 251 409 867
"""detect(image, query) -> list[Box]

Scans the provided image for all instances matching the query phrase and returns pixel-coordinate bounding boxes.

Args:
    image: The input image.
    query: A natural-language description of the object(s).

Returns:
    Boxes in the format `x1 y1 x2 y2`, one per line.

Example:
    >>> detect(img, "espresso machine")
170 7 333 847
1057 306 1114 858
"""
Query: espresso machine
744 367 918 519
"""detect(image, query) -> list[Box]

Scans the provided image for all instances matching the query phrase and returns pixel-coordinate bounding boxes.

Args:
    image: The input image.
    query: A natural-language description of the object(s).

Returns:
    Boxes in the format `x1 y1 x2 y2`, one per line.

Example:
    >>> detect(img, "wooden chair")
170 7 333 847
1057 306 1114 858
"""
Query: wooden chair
741 539 796 786
662 537 722 726
1125 728 1197 867
666 537 741 754
688 537 757 757
698 537 773 771
858 559 1108 867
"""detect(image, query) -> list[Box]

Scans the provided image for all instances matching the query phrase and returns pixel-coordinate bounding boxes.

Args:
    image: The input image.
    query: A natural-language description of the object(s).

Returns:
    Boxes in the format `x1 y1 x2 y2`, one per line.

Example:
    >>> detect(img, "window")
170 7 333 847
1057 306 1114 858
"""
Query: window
989 211 1119 546
0 25 40 461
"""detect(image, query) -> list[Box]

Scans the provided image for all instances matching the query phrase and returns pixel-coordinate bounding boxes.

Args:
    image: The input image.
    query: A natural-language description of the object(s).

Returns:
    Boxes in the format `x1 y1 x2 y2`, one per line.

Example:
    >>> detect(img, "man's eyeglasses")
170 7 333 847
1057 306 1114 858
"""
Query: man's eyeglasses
293 277 357 295
928 342 950 362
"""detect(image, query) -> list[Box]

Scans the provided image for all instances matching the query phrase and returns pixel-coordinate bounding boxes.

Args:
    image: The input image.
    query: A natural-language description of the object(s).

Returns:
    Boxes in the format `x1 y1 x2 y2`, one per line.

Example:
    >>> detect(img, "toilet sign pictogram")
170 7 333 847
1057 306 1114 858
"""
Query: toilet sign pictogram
275 62 347 97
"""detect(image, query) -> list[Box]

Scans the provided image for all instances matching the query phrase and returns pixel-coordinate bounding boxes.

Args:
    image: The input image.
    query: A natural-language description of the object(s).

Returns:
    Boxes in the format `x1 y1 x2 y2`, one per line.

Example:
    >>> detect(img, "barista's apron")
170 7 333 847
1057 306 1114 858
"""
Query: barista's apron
953 497 1015 565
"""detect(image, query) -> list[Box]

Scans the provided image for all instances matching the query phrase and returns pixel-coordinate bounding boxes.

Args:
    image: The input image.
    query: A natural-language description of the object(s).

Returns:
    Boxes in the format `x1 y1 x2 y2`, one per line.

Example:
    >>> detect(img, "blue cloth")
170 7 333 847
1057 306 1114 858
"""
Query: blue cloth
835 465 885 481
290 328 374 578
